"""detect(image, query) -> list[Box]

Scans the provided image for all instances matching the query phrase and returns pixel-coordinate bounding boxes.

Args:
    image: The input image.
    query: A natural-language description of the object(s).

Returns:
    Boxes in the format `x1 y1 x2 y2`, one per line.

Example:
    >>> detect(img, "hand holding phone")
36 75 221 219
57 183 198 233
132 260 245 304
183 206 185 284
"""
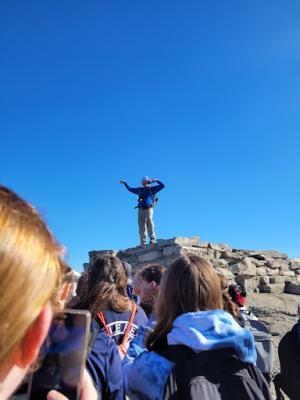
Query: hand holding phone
28 309 91 400
47 368 98 400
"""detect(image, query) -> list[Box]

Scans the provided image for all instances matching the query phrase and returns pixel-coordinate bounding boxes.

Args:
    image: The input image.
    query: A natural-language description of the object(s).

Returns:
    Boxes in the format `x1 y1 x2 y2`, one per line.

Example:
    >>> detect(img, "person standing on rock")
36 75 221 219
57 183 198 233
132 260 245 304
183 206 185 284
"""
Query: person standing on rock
120 177 165 246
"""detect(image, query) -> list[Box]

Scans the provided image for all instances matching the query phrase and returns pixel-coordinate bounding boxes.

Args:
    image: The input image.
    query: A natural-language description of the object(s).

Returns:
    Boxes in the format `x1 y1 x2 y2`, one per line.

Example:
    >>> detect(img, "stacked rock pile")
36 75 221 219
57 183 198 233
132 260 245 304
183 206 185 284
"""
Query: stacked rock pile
86 236 300 295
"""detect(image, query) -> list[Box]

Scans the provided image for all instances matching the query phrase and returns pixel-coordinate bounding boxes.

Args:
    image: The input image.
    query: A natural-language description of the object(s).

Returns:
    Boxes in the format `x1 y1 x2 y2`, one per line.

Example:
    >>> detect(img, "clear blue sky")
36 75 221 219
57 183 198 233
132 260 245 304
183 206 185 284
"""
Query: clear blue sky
1 1 299 271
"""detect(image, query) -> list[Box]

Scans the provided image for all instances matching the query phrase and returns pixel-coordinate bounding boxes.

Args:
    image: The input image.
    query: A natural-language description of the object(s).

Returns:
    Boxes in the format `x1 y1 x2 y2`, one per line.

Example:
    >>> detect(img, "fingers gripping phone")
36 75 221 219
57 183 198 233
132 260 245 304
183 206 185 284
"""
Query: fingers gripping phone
27 309 91 400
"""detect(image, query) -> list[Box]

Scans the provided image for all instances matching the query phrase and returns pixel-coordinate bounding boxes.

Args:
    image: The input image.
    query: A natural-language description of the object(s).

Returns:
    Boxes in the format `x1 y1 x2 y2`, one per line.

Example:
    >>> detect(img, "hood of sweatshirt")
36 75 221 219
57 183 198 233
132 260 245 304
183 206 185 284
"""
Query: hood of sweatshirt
167 310 256 364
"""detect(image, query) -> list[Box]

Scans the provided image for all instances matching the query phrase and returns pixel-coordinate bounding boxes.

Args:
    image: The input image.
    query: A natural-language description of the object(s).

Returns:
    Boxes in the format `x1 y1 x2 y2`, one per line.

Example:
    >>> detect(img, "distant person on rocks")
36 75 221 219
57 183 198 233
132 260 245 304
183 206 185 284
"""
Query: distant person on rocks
120 177 165 246
228 283 274 384
228 284 258 323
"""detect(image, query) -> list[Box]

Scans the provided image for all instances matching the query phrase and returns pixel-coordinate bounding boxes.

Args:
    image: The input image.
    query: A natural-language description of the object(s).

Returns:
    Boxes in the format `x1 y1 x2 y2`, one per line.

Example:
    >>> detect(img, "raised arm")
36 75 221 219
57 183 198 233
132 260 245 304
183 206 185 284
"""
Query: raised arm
120 180 140 195
149 179 165 195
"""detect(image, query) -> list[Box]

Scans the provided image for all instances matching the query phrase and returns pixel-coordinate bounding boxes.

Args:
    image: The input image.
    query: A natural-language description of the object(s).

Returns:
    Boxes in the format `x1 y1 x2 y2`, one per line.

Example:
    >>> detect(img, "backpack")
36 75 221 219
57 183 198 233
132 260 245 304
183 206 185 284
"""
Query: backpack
158 345 272 400
97 303 137 359
240 314 275 382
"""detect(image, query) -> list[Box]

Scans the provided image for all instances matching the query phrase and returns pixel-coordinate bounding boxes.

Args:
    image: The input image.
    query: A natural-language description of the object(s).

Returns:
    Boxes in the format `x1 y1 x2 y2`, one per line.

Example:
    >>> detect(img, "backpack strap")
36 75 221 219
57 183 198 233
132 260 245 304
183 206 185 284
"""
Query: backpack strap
119 302 137 355
97 311 111 336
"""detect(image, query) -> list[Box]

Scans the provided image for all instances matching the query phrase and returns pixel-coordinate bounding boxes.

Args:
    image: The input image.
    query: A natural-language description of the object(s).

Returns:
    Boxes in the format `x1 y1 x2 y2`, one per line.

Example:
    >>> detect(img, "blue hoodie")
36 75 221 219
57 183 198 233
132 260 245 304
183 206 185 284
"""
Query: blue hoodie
123 310 257 400
124 181 165 208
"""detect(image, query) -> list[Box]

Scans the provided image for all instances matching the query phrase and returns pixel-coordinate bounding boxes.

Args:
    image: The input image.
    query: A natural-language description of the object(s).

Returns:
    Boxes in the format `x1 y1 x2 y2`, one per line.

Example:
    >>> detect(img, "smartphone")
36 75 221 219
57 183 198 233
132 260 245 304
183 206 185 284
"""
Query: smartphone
27 309 91 400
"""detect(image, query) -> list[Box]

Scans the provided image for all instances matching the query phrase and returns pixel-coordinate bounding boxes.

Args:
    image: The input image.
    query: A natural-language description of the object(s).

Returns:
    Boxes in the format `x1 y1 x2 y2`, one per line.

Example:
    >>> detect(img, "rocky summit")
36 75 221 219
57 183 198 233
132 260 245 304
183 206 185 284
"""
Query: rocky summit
86 236 300 296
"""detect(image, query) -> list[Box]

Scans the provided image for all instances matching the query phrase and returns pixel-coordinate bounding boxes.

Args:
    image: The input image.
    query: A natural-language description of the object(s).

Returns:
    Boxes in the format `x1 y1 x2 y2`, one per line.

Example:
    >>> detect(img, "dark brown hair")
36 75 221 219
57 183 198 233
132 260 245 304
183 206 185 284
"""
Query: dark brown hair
75 254 133 316
147 254 223 351
140 264 166 285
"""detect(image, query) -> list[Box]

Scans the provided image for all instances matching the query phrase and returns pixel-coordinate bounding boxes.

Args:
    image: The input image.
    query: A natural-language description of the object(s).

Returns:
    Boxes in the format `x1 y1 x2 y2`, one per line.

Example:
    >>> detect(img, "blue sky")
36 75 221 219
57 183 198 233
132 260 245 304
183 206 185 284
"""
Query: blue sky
1 1 299 271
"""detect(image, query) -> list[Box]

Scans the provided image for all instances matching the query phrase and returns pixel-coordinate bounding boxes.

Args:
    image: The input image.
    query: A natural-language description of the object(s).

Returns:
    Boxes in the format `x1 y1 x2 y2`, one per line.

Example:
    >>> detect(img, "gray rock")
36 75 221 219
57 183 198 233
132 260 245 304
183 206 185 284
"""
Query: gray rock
138 251 161 263
279 270 295 277
197 241 210 248
236 275 259 293
230 262 246 274
230 258 256 277
83 263 90 271
256 267 267 276
266 259 290 270
289 261 300 270
290 257 300 263
249 250 288 260
285 282 300 295
214 250 222 259
208 242 231 251
266 268 279 276
232 249 251 256
222 251 244 262
162 245 182 257
182 246 208 257
259 276 269 285
259 283 285 294
89 249 116 264
250 258 267 267
269 276 287 284
217 268 234 280
213 258 229 268
156 237 200 248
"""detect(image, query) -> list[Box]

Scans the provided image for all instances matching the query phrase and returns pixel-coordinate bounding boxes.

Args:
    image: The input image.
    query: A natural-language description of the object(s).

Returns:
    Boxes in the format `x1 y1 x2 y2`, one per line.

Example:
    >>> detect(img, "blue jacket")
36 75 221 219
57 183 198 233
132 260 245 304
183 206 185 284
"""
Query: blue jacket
98 306 148 345
86 327 124 400
123 310 257 400
124 181 165 207
87 307 147 399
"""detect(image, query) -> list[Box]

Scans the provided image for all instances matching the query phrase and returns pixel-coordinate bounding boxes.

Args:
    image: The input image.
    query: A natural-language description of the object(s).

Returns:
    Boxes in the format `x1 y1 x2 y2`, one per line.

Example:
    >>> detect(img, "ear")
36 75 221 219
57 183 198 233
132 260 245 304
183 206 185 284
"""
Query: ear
15 303 52 368
149 281 157 290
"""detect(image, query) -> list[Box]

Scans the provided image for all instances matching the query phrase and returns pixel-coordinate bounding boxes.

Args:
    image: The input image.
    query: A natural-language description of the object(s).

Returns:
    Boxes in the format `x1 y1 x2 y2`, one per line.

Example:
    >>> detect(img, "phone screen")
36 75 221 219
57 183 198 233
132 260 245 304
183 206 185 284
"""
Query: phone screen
27 309 91 400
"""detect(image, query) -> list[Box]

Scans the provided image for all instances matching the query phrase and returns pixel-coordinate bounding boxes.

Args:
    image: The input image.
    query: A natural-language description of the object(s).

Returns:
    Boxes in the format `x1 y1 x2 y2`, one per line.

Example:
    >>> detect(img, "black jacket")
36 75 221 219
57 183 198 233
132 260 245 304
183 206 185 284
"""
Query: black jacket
276 323 300 400
158 345 272 400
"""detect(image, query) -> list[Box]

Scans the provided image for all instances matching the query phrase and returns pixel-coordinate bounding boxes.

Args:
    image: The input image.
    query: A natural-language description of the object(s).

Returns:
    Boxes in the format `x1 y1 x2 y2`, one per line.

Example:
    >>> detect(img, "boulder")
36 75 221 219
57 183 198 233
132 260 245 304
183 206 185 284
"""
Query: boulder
181 246 208 257
157 236 200 248
256 267 267 276
230 262 246 274
259 283 285 294
285 282 300 295
230 257 256 277
138 251 161 263
289 261 300 270
208 242 231 251
250 258 267 267
266 268 279 276
216 268 234 280
89 249 116 264
279 270 295 277
162 245 182 257
212 258 229 269
266 259 290 270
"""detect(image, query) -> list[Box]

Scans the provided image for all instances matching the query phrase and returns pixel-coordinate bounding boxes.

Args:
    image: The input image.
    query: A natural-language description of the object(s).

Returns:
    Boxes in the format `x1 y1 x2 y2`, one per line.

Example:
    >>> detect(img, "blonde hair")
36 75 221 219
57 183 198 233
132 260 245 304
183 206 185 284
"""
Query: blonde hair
0 186 64 364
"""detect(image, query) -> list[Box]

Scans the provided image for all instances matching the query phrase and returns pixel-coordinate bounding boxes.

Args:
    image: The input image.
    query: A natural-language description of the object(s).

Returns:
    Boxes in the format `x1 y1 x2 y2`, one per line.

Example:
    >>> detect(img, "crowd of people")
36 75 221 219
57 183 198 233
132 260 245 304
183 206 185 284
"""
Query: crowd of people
0 185 299 400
